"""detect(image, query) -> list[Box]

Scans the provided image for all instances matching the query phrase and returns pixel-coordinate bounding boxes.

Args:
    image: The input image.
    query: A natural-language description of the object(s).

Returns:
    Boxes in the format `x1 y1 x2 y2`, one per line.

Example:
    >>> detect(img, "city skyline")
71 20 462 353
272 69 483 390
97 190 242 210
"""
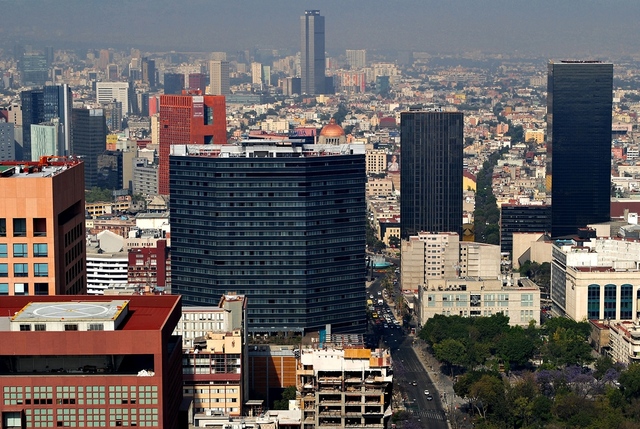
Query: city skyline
2 1 640 57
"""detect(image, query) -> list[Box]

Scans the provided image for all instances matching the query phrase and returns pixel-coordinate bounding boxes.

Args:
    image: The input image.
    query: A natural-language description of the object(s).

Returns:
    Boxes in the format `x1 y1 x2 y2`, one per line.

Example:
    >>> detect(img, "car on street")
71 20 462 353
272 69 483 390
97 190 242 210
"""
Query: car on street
424 389 429 395
426 395 433 401
411 381 417 386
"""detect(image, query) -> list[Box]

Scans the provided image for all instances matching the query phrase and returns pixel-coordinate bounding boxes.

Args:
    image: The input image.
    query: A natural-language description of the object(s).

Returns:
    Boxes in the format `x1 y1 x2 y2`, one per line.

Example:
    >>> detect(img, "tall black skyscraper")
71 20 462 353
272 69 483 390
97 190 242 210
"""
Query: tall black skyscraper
170 142 367 334
400 110 464 239
547 61 613 238
71 108 107 189
300 10 325 95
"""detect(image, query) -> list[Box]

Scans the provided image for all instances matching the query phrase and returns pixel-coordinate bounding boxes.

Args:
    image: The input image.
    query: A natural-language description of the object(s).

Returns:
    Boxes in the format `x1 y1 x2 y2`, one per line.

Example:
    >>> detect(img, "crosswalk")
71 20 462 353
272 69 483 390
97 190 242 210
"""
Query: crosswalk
409 409 446 421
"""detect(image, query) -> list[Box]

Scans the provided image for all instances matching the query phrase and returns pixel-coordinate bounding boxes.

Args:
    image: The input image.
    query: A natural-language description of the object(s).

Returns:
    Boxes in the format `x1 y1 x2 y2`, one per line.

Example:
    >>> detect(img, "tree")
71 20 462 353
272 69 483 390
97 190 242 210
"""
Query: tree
434 338 467 376
618 363 640 401
272 385 297 410
496 326 537 368
85 187 113 203
469 374 505 419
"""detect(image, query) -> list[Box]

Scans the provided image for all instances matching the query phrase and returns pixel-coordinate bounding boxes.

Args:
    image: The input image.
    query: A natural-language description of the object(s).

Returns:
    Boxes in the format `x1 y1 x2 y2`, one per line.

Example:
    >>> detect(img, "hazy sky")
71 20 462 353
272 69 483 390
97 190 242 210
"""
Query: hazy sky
2 0 640 57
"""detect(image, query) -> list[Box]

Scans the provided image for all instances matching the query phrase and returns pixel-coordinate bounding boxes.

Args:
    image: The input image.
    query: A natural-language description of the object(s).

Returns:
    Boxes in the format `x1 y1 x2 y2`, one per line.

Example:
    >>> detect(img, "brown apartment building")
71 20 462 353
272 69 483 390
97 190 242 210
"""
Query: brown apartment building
0 158 86 296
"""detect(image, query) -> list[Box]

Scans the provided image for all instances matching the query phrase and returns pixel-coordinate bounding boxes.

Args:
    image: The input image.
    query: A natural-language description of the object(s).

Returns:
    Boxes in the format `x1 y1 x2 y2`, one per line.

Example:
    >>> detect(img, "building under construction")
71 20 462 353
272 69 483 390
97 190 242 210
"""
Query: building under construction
296 334 392 429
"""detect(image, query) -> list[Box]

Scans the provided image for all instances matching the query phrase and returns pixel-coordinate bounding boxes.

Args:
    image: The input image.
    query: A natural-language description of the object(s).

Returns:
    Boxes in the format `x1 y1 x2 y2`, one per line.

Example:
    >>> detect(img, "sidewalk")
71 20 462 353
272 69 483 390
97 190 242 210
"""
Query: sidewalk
411 338 465 410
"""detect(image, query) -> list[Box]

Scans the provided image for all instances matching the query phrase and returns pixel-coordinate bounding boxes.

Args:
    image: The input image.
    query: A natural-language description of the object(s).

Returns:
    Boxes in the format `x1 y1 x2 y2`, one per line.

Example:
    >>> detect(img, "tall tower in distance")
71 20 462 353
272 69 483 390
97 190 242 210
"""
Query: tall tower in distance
547 61 613 238
400 110 464 239
300 10 325 95
209 60 230 95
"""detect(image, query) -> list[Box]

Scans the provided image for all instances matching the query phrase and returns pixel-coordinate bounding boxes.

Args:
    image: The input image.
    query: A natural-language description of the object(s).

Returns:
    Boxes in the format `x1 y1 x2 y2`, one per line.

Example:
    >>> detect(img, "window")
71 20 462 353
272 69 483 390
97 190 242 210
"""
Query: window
34 283 49 296
64 324 78 331
20 324 30 331
14 283 27 295
33 243 48 257
0 244 6 257
13 218 26 236
0 283 7 295
14 263 28 277
33 218 47 236
0 263 8 277
13 243 27 258
34 263 48 277
88 324 104 331
35 324 46 331
0 218 5 237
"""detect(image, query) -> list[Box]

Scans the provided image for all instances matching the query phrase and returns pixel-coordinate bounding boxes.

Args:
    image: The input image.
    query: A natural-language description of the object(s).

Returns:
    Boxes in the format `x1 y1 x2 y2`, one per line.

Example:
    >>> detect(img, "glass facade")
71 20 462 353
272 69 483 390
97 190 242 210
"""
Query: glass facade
604 283 617 319
301 10 326 95
400 111 463 239
587 284 600 319
621 284 633 320
170 153 367 334
547 61 613 237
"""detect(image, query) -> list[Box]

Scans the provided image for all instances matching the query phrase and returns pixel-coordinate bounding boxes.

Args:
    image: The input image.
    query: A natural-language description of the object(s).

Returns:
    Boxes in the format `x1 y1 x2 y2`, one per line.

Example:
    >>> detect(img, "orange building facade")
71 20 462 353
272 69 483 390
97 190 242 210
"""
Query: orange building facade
158 92 226 194
0 159 86 296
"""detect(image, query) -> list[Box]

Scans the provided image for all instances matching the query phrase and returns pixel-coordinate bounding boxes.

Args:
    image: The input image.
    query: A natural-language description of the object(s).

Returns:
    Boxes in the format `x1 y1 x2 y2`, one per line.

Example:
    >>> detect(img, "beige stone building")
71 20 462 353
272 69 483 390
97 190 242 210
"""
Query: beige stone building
400 232 460 293
417 278 540 327
365 149 387 174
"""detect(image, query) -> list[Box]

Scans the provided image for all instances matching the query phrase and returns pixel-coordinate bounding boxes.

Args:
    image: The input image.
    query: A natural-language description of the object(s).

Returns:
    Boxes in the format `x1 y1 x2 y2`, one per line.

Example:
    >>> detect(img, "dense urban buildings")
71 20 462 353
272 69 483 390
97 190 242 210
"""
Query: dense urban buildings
96 81 131 115
0 294 183 429
157 92 227 194
400 110 464 238
500 204 551 255
169 140 367 334
300 10 325 95
547 61 613 237
0 159 86 296
163 72 185 95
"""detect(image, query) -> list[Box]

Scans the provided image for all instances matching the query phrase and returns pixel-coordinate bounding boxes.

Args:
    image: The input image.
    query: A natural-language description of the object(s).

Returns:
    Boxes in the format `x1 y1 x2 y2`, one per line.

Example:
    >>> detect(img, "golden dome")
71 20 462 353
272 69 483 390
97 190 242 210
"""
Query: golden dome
319 118 345 137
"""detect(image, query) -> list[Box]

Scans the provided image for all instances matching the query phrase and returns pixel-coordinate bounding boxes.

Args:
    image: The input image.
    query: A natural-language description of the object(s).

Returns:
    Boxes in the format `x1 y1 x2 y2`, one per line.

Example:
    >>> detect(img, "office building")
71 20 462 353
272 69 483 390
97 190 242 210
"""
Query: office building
163 72 185 95
43 84 72 155
551 237 640 322
31 120 63 160
158 92 226 194
71 108 107 189
0 121 15 161
0 158 86 296
297 335 392 429
107 63 119 81
142 57 156 87
547 61 613 237
86 230 128 295
22 85 72 161
128 238 170 291
20 89 44 161
247 345 298 409
300 10 326 95
133 157 159 195
500 204 551 255
209 60 230 95
169 141 367 334
400 111 464 239
0 294 183 429
21 53 48 86
251 62 262 86
418 278 540 327
188 73 207 92
96 81 131 116
346 49 367 69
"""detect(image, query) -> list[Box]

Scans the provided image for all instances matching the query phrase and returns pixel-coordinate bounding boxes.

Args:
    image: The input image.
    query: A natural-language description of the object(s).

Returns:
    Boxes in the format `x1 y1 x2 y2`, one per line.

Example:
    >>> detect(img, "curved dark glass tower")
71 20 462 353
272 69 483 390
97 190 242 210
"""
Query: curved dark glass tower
547 61 613 238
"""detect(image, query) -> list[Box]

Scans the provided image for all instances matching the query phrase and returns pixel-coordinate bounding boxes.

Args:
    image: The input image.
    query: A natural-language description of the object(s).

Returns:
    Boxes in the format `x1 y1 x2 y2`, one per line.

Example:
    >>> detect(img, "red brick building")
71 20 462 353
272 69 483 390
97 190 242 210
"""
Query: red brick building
0 295 183 429
128 239 169 290
158 91 226 194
